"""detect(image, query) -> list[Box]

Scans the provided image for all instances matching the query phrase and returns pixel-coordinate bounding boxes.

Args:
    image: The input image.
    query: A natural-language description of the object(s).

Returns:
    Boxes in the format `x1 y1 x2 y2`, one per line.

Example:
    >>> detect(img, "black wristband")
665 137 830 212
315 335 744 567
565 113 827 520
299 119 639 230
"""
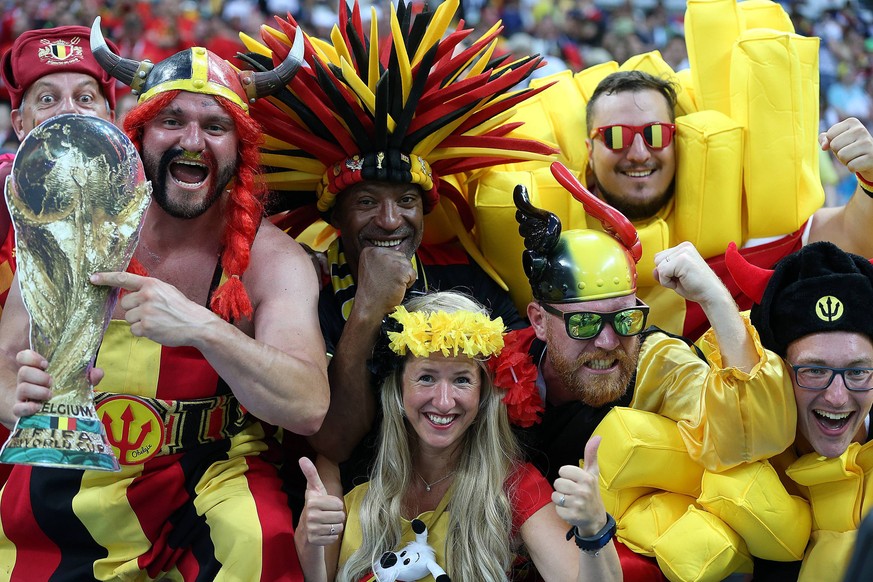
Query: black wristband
566 513 617 553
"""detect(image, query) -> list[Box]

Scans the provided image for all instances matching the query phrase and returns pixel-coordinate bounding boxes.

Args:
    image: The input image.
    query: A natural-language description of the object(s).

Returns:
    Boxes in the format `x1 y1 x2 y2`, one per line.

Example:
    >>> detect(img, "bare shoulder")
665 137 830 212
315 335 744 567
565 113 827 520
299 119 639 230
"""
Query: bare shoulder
250 219 311 261
246 219 320 298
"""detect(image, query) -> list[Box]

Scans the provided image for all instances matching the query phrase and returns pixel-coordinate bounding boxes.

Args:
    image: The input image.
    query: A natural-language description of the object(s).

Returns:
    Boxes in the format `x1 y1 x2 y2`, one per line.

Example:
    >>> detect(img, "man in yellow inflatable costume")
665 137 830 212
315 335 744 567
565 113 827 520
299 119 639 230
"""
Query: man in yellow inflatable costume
473 0 873 340
492 163 797 580
593 241 873 581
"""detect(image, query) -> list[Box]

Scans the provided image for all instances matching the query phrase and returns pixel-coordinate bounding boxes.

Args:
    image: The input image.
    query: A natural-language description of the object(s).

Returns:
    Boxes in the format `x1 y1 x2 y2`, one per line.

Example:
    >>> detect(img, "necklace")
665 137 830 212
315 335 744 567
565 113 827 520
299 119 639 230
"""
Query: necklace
415 470 456 492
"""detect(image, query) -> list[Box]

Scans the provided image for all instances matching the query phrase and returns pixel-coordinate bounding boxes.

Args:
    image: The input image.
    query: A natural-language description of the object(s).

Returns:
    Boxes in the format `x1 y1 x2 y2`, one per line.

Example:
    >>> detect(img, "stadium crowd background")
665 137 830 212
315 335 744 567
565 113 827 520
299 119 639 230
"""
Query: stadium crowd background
0 0 871 204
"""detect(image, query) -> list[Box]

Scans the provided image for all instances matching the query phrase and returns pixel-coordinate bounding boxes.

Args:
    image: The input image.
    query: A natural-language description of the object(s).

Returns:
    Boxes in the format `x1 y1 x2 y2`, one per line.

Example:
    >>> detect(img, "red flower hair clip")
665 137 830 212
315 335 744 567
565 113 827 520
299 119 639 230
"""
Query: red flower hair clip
489 330 544 427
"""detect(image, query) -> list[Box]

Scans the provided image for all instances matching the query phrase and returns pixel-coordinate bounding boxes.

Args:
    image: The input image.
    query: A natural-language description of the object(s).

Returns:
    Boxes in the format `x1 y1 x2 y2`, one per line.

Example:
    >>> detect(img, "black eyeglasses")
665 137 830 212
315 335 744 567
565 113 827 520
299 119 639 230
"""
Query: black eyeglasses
539 300 649 340
788 363 873 392
589 122 676 152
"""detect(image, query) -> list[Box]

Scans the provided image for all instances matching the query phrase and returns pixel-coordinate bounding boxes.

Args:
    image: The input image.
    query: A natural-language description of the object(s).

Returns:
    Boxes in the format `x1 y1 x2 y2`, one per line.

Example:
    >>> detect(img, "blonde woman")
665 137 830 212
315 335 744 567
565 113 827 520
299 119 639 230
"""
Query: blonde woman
296 291 622 581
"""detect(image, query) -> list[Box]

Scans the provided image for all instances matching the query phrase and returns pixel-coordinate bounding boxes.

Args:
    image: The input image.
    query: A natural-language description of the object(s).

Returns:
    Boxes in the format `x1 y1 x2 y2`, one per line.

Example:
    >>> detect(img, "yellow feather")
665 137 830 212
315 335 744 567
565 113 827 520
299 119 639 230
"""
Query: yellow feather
261 154 327 174
412 0 459 64
239 32 271 57
263 172 322 186
466 40 497 78
309 37 338 63
329 25 352 67
340 57 389 125
263 135 295 150
388 3 412 104
259 24 291 45
368 7 380 94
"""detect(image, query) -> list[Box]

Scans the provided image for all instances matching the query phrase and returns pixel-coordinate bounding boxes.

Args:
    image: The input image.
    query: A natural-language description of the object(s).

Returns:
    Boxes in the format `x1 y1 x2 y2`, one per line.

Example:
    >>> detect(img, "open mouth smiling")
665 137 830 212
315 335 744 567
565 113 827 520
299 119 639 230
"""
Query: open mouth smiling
169 159 210 187
425 413 457 426
370 239 404 248
813 409 854 431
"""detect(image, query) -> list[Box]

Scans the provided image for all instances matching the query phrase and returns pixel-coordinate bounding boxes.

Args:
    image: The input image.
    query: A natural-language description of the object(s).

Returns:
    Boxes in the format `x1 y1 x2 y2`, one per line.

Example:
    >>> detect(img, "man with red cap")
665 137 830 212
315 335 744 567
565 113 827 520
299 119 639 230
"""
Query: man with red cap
0 24 120 314
0 19 328 580
0 24 123 488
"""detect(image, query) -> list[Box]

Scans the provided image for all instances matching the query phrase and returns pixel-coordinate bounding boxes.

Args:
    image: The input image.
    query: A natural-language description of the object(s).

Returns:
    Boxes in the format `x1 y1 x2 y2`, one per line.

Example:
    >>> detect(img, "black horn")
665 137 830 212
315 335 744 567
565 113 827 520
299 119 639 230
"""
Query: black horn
239 26 304 103
90 17 153 95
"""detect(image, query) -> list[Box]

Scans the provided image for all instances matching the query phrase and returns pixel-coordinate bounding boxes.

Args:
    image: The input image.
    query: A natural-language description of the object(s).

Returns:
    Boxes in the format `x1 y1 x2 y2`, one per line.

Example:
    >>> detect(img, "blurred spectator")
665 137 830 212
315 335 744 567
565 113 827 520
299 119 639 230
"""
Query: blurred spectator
661 34 688 71
504 32 569 89
825 62 873 128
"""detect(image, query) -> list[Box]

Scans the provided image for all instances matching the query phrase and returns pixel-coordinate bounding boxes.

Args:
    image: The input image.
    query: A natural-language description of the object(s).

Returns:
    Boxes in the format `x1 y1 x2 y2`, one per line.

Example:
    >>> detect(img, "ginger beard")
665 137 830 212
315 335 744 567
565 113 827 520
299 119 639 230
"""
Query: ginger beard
545 326 639 407
146 146 235 219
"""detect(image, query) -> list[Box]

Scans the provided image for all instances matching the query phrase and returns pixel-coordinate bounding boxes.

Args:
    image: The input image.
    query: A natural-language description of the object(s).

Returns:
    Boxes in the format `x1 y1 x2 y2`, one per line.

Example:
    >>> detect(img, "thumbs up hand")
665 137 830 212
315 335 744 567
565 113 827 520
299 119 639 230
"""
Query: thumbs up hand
552 436 609 536
299 457 346 546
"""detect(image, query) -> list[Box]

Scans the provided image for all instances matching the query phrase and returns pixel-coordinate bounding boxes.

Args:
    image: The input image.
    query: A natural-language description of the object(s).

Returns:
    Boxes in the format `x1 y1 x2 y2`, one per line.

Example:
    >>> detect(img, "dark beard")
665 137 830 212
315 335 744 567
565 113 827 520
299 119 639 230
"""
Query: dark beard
546 338 639 408
148 147 235 219
594 175 675 221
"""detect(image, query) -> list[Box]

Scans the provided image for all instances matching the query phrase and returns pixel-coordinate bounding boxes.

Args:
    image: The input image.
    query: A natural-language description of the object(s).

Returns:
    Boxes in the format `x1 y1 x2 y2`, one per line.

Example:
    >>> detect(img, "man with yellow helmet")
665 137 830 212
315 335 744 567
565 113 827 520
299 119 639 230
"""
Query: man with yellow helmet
491 163 796 579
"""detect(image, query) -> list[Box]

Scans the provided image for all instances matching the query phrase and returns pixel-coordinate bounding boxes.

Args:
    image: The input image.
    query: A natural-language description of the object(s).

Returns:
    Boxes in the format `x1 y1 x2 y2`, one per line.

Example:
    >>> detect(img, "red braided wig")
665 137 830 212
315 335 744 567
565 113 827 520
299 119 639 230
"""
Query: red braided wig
123 90 265 322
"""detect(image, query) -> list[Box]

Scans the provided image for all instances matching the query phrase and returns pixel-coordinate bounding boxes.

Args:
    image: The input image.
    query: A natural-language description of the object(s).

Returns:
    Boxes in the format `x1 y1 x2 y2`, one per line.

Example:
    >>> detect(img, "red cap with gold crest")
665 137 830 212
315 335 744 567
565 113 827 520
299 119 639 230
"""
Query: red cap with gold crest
1 25 120 110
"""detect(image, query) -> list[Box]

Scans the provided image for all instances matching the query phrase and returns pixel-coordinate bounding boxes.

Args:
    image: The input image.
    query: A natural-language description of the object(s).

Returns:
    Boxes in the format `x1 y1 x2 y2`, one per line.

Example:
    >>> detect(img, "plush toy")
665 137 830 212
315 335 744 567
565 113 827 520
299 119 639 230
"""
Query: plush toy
373 519 450 582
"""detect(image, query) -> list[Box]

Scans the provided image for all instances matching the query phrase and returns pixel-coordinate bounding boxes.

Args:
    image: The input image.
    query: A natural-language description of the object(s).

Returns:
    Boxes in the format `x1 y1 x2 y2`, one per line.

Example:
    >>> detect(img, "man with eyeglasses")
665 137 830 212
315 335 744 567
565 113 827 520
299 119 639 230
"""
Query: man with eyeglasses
726 240 873 581
492 167 794 577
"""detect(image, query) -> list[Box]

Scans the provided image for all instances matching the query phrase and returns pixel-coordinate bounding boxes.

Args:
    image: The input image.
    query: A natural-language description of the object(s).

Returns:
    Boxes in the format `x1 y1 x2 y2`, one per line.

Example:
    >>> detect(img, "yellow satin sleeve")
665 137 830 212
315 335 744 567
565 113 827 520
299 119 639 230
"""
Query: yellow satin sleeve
630 315 796 472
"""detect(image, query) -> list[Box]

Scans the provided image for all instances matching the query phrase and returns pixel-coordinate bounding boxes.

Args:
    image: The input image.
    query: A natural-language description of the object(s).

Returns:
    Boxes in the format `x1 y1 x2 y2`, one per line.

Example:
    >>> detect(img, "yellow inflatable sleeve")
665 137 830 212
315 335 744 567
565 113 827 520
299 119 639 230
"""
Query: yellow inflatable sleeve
699 461 811 561
653 507 752 582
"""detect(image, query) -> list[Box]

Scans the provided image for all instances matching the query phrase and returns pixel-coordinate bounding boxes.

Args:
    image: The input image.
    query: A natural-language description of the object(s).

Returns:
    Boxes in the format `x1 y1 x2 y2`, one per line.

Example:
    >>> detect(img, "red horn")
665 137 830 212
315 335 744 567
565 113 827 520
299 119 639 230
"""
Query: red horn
724 242 775 304
549 161 642 262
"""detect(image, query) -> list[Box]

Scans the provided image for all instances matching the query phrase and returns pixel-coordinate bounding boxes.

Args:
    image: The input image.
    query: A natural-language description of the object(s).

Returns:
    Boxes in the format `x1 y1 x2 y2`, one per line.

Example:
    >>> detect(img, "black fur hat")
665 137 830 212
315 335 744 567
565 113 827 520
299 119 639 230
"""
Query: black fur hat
748 242 873 357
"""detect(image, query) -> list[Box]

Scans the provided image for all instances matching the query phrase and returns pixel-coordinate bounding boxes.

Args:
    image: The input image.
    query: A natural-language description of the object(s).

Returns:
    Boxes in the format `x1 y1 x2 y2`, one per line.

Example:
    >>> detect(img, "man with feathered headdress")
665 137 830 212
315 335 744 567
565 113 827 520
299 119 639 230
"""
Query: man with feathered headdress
240 0 558 466
0 18 328 580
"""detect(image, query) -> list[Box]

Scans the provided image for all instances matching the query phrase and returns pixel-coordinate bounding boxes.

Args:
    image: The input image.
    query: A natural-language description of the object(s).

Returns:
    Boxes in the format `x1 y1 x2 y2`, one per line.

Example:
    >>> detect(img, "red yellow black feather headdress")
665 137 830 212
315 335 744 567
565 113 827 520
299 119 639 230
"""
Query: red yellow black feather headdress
239 0 557 233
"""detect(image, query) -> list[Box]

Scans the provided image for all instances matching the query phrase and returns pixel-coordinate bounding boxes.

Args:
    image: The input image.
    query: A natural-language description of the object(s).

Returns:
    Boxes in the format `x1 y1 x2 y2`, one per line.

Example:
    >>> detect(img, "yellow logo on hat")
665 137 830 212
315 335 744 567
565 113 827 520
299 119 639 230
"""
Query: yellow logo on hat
38 37 84 66
816 295 844 322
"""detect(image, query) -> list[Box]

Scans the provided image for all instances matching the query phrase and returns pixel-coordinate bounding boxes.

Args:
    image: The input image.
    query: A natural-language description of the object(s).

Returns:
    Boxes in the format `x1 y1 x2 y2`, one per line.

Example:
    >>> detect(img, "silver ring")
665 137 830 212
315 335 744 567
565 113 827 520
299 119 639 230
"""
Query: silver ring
558 494 565 507
329 524 336 535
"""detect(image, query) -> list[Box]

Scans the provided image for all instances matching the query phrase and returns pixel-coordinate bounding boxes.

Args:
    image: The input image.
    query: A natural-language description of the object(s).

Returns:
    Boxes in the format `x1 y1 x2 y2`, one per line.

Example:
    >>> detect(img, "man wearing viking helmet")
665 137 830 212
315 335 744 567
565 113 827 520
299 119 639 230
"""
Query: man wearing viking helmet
490 163 797 579
0 19 328 580
239 0 557 469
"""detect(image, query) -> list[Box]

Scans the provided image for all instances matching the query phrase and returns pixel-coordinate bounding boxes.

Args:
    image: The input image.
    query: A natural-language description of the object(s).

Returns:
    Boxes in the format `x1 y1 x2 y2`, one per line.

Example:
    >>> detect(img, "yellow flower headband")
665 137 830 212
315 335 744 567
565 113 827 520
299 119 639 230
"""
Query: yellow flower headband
387 306 505 359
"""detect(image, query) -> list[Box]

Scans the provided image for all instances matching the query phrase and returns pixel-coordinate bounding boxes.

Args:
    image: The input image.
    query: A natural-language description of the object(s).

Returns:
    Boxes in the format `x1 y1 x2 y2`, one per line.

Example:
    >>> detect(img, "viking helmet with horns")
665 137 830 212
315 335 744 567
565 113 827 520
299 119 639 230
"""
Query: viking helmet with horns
515 162 642 303
89 16 303 113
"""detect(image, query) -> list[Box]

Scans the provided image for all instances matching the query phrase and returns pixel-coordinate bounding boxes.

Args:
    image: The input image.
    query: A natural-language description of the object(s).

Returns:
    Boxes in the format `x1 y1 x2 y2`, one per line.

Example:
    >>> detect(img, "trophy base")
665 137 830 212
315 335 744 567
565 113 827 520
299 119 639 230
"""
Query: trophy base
0 412 120 472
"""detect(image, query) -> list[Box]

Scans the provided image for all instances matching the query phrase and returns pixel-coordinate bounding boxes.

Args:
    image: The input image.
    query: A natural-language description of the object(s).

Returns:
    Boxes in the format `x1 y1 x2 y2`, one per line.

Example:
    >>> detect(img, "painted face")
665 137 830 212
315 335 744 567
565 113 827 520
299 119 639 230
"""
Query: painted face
531 294 640 407
787 332 873 458
140 92 238 219
331 180 424 274
402 353 482 456
11 72 114 140
587 89 676 221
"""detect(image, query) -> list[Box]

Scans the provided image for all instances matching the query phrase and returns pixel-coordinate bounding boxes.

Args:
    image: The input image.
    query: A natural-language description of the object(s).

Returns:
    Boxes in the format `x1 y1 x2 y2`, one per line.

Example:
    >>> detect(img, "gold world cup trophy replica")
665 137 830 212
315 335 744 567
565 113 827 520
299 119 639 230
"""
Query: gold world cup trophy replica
0 114 151 471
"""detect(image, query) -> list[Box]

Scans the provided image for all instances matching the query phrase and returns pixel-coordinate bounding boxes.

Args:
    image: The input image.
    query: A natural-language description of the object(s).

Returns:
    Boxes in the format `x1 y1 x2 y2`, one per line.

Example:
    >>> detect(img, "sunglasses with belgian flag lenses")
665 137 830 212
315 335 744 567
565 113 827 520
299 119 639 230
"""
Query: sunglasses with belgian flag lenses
540 300 650 340
589 123 676 152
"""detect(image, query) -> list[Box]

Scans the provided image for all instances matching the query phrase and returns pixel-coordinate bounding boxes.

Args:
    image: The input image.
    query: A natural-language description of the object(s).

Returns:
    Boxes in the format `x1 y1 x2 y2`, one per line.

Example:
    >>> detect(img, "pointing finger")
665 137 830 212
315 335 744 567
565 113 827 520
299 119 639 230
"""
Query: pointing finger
90 271 145 291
